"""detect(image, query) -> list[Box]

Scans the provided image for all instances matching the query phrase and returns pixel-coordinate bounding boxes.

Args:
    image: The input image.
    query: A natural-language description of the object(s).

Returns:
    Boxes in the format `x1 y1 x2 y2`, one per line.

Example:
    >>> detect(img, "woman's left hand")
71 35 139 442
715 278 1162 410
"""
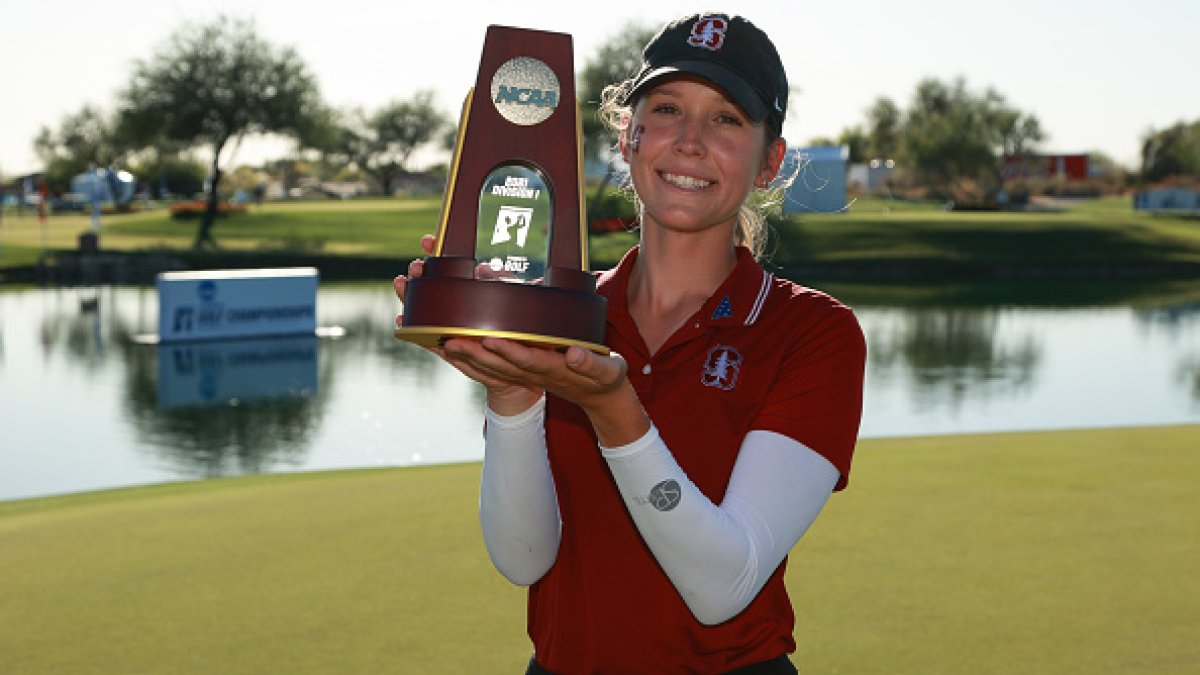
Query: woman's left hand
443 337 624 406
442 337 648 445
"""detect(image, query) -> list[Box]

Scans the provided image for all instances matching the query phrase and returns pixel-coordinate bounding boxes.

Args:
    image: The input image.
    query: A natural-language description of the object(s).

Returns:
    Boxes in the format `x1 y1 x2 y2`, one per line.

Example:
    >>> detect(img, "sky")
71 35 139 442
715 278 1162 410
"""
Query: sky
2 0 1198 178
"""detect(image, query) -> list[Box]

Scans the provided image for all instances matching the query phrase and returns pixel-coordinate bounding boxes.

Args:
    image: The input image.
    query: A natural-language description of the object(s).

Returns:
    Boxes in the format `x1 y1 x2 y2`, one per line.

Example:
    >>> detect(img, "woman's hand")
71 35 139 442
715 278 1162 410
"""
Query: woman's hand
393 234 546 415
392 234 437 321
442 338 649 446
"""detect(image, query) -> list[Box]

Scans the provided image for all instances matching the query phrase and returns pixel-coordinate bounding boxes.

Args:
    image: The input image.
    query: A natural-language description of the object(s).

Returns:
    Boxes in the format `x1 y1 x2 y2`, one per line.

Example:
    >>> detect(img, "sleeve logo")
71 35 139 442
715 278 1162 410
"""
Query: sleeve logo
647 479 682 511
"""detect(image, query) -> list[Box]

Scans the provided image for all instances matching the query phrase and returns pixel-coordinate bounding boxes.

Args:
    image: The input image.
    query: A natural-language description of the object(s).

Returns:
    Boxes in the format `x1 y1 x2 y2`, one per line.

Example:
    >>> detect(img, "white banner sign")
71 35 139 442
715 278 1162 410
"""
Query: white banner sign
157 268 319 342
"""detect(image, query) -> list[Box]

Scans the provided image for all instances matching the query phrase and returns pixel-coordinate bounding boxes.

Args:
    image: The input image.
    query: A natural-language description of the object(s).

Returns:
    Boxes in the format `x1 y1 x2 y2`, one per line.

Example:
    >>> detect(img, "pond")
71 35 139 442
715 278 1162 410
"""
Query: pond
1 281 1197 503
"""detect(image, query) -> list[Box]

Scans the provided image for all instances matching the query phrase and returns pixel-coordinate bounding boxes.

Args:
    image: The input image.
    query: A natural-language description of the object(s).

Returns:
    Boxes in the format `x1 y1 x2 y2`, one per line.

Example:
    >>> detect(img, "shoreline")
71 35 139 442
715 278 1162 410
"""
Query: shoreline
4 421 1197 509
5 246 1200 286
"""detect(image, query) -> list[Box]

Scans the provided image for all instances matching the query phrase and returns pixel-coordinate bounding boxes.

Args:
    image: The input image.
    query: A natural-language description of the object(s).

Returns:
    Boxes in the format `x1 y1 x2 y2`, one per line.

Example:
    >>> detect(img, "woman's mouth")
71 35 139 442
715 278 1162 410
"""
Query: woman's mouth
660 172 712 190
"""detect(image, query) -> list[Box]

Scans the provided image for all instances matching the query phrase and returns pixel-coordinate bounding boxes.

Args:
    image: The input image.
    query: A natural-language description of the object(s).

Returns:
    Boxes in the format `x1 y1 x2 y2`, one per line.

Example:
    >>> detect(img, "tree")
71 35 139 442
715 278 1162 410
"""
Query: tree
901 78 992 187
898 77 1044 191
836 126 869 163
993 109 1045 157
578 22 655 160
118 16 323 248
577 21 656 217
132 155 207 198
1141 121 1200 183
324 92 449 196
864 96 901 159
34 104 126 193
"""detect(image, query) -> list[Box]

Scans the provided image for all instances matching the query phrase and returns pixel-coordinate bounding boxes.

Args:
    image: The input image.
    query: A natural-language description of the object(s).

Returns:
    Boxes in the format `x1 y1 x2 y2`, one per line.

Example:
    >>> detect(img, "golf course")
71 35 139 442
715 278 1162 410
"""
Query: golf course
3 195 1200 280
2 195 1199 672
2 425 1197 673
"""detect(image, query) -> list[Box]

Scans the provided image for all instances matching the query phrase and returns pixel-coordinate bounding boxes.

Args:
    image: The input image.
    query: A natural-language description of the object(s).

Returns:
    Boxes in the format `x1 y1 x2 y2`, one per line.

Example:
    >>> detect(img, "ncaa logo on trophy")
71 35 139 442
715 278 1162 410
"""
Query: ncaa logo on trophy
395 25 607 354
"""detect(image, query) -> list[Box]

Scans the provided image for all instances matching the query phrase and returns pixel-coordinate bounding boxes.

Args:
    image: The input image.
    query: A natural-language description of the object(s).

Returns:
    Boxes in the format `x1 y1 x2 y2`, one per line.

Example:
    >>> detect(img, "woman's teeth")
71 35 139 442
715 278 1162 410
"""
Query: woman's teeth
662 172 712 190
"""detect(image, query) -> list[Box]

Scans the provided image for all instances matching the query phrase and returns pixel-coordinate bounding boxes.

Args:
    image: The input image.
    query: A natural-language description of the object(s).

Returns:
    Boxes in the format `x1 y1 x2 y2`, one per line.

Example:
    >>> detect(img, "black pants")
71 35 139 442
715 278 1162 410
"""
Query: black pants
525 654 797 674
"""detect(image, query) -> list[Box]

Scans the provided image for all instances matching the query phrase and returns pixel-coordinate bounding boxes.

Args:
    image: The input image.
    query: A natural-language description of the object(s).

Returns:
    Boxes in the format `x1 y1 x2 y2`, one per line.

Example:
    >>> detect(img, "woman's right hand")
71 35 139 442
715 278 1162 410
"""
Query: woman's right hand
392 234 437 318
392 233 545 415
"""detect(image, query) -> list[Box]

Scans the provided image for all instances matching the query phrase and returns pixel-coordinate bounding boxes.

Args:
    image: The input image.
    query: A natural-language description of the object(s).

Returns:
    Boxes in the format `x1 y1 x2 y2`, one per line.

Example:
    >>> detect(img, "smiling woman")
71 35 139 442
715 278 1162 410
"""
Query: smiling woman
393 12 866 674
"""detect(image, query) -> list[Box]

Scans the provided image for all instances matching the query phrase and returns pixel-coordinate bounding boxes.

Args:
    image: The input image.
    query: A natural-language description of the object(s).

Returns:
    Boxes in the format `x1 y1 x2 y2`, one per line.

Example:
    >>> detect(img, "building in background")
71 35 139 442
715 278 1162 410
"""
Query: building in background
783 145 849 215
848 158 896 195
1133 187 1200 214
1001 154 1090 182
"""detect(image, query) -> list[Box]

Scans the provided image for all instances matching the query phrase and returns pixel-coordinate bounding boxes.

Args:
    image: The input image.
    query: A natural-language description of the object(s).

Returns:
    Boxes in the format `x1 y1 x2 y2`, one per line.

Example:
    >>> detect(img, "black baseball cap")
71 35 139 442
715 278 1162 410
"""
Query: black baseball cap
625 13 788 133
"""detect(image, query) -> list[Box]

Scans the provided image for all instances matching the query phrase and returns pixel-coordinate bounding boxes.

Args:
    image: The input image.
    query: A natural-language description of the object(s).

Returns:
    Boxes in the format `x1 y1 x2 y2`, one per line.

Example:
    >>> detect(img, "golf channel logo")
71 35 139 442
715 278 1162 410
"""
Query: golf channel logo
491 56 560 126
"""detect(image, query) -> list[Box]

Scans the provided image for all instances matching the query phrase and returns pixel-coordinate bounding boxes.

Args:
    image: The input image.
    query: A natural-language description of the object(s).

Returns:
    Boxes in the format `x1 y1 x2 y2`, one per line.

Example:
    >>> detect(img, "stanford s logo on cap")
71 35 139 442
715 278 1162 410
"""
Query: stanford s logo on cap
687 16 728 51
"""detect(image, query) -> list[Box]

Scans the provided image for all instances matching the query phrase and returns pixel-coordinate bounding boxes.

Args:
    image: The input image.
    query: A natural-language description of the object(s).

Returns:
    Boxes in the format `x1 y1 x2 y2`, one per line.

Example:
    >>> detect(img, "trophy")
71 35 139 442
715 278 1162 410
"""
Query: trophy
394 25 608 354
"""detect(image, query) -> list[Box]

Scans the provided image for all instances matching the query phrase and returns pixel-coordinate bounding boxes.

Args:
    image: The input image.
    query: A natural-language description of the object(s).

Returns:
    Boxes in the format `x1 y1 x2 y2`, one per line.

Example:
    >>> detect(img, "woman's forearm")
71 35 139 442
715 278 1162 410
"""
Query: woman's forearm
479 396 561 586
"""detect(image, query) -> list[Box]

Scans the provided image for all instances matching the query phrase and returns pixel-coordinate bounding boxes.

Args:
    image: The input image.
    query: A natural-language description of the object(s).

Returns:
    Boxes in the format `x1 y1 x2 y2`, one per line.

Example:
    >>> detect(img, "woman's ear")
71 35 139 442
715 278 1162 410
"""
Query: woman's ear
616 110 634 161
756 138 787 188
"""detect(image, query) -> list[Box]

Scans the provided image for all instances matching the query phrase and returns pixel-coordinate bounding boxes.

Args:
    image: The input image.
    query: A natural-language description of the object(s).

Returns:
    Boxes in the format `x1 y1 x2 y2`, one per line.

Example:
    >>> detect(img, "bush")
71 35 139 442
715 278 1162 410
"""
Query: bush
169 201 248 220
587 189 638 232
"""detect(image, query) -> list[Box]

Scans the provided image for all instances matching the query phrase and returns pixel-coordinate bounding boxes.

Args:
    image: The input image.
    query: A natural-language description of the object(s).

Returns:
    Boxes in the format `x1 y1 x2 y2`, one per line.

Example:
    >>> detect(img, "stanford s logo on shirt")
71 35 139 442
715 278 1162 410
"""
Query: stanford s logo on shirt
687 16 728 51
701 344 742 391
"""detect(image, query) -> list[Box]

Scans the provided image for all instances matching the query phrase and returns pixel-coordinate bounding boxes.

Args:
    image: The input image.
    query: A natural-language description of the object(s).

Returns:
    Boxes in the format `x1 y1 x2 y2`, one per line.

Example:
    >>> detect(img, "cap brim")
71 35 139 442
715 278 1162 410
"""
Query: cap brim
625 60 770 123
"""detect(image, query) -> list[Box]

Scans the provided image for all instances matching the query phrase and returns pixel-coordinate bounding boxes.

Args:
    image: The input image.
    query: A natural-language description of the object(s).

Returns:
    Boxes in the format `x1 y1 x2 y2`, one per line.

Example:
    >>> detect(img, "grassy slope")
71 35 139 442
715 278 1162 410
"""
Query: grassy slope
3 196 1199 276
769 197 1200 270
3 424 1198 674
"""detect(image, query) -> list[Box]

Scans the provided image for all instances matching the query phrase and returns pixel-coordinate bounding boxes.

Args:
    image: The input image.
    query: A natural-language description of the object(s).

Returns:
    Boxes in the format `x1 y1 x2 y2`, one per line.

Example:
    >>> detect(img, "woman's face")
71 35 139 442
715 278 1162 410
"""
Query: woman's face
621 77 785 238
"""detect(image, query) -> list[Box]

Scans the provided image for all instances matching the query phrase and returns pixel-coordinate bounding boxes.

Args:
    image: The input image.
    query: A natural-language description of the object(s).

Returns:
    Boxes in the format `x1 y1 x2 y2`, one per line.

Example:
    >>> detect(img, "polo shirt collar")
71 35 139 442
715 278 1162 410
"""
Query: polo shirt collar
597 245 773 330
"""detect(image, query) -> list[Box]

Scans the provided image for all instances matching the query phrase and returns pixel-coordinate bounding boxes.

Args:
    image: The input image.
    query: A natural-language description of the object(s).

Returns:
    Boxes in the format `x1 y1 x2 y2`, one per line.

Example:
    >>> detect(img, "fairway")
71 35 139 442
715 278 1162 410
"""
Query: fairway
2 425 1197 674
4 196 1199 279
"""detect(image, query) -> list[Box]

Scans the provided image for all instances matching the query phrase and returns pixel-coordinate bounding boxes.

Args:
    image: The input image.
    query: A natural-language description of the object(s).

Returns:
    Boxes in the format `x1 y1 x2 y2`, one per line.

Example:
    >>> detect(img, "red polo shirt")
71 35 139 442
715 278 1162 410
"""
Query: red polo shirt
530 246 866 673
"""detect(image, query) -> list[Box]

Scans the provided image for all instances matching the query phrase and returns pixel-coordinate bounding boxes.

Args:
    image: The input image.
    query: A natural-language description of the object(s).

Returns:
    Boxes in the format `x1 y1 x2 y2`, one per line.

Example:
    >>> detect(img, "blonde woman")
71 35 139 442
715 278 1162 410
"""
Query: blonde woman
395 12 866 673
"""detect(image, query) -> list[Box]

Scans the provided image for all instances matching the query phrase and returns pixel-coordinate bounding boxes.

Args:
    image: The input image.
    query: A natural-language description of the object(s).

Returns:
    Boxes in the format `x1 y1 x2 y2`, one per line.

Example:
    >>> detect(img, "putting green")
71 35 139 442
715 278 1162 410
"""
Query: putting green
3 425 1198 673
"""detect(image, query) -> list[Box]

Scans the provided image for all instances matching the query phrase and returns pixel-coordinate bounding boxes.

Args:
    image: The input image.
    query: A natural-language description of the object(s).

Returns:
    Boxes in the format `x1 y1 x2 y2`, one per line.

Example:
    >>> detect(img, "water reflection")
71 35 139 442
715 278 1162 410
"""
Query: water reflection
120 336 325 478
18 285 458 483
2 281 1199 503
1132 300 1200 410
865 308 1040 414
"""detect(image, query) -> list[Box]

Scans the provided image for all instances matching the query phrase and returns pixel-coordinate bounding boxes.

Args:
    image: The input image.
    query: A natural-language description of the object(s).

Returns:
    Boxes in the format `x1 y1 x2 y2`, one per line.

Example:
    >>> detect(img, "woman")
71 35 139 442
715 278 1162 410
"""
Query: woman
395 12 866 674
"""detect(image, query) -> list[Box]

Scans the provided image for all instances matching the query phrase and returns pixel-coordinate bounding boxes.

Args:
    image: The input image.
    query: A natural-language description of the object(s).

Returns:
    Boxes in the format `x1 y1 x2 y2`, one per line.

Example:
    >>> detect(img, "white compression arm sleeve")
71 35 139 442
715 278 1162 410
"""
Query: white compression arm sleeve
479 396 561 586
602 426 839 625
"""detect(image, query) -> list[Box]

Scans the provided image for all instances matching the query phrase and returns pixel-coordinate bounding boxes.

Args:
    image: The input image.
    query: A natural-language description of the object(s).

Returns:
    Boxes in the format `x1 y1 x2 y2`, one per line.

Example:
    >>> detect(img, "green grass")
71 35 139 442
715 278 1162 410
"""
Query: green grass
3 195 1199 277
768 196 1200 270
3 425 1197 674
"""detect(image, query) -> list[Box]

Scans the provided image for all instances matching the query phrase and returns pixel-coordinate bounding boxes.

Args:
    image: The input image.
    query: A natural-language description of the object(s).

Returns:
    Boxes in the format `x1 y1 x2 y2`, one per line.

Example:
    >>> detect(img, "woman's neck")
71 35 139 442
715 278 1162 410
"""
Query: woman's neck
627 224 738 353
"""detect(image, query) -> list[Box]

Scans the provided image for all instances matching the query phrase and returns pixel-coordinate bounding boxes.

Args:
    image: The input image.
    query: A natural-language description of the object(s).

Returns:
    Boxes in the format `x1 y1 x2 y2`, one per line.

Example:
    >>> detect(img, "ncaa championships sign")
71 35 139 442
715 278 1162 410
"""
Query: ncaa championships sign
156 268 319 342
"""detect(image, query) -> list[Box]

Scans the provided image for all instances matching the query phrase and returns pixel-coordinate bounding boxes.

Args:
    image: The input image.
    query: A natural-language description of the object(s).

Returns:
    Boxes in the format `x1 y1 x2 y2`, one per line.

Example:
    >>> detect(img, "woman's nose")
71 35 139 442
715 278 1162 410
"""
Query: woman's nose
673 117 706 157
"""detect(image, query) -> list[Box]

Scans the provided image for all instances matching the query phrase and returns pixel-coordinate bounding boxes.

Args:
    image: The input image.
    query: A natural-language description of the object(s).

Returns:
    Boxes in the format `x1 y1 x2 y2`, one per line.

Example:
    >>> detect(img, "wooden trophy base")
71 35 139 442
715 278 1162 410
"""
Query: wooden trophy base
395 257 608 354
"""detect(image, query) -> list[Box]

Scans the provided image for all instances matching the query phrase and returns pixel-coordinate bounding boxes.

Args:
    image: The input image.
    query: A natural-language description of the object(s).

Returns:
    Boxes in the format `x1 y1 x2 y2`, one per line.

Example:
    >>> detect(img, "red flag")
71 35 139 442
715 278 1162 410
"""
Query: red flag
37 182 48 224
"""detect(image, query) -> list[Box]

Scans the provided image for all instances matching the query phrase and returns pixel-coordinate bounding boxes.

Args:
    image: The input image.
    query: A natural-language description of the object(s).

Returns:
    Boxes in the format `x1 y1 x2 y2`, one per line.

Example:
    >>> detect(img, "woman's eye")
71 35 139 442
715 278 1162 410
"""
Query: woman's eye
716 113 744 126
651 103 679 115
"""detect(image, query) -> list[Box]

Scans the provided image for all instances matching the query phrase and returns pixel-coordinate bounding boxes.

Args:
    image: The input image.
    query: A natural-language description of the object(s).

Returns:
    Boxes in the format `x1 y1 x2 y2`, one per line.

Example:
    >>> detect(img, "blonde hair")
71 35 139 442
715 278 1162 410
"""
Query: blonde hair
597 79 791 260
